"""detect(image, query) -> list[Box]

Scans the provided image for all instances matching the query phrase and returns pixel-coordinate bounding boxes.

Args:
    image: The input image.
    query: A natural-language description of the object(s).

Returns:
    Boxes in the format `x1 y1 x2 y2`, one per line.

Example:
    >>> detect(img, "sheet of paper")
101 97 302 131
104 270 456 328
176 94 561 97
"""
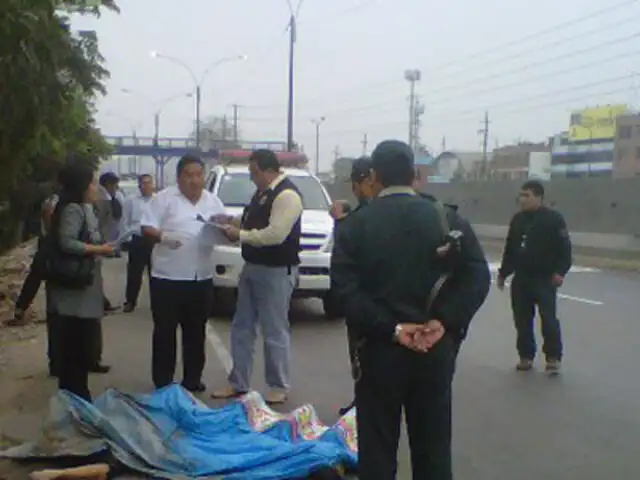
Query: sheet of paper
107 229 140 247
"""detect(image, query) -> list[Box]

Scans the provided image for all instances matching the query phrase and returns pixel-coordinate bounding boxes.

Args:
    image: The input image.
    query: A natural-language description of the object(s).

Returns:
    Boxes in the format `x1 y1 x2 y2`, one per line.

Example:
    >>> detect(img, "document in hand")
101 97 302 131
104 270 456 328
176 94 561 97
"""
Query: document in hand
107 229 139 247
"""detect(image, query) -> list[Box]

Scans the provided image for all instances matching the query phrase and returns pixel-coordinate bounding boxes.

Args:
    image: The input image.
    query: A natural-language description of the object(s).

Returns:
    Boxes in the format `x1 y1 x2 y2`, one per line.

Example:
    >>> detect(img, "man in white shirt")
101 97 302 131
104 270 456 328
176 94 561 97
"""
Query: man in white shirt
211 149 303 405
122 174 155 313
141 155 226 393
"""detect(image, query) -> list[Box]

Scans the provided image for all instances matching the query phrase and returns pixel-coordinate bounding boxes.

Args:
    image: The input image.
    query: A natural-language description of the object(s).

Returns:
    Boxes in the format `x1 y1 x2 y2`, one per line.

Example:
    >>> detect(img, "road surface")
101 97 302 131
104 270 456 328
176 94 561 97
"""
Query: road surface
3 259 640 479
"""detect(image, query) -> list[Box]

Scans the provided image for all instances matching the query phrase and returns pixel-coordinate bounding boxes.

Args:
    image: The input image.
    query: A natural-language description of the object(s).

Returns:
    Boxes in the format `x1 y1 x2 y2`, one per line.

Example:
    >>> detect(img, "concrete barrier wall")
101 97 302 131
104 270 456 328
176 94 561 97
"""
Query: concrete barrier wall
323 178 640 255
324 177 640 236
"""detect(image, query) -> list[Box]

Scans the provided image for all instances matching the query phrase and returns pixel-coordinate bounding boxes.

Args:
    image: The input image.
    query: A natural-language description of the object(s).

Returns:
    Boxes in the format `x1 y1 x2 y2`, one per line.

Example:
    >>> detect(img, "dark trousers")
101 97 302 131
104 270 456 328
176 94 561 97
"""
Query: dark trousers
57 315 100 402
125 236 152 306
48 312 102 374
15 240 47 311
149 277 212 389
510 275 563 361
355 336 455 480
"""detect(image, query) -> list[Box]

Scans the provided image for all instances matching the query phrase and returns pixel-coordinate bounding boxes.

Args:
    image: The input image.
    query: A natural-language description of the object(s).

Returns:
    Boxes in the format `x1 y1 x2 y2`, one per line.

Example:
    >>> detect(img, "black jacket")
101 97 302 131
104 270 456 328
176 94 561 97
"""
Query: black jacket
331 191 489 342
498 206 572 279
425 197 491 343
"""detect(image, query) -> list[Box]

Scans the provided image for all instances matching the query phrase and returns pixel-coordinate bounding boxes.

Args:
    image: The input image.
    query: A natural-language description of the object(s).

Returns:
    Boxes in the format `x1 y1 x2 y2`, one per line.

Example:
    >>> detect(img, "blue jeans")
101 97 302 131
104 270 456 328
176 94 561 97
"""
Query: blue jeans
228 263 297 392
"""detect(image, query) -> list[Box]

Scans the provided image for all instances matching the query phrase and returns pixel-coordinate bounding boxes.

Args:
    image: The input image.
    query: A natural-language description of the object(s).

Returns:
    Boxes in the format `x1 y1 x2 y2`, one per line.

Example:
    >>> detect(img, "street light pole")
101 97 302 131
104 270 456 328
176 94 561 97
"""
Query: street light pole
287 14 296 152
311 117 326 175
195 85 202 149
121 89 193 186
149 52 247 150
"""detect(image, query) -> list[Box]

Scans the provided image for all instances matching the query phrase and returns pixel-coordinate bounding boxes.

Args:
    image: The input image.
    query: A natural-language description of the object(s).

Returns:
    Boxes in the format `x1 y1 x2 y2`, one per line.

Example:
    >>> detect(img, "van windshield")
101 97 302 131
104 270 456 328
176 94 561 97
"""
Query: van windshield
217 173 329 210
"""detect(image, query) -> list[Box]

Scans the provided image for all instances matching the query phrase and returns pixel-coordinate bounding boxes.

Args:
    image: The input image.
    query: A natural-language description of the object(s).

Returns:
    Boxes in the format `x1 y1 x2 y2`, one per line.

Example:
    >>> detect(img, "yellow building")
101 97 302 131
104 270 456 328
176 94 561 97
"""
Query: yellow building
569 104 628 142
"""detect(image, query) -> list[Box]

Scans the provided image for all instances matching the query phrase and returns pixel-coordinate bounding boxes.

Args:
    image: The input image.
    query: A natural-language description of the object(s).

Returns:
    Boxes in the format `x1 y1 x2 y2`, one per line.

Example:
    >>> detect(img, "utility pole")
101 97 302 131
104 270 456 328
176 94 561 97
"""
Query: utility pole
361 134 369 156
286 15 297 152
333 145 341 161
404 69 422 151
413 99 425 151
232 104 239 144
195 85 201 150
221 115 228 142
311 117 326 175
478 110 490 179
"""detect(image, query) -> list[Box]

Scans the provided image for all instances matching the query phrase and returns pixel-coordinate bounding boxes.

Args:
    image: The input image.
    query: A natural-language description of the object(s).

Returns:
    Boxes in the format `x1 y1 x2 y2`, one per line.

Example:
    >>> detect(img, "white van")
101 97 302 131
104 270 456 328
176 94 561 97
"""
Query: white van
206 165 340 317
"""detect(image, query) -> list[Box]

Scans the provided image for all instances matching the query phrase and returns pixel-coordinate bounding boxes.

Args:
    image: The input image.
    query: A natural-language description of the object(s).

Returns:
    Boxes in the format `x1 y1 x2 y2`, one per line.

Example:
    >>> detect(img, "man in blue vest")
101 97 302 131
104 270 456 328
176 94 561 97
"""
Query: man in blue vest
212 149 303 405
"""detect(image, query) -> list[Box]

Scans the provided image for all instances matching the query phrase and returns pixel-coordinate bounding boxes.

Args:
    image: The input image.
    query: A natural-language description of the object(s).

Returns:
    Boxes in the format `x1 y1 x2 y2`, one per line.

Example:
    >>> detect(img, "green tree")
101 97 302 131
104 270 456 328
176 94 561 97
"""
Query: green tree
0 0 118 250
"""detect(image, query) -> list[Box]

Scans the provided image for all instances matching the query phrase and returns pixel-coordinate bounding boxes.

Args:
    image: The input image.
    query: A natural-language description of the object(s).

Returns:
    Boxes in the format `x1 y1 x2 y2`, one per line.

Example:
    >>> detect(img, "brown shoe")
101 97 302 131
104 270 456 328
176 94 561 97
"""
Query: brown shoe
211 386 246 399
516 358 534 371
545 359 561 376
265 390 288 405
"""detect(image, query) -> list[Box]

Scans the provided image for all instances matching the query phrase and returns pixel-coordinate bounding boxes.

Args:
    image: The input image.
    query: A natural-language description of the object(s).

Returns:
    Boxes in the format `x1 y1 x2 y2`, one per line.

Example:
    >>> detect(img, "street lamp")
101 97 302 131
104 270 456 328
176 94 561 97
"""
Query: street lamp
120 89 193 187
311 117 326 175
120 89 193 143
104 111 143 175
149 51 248 149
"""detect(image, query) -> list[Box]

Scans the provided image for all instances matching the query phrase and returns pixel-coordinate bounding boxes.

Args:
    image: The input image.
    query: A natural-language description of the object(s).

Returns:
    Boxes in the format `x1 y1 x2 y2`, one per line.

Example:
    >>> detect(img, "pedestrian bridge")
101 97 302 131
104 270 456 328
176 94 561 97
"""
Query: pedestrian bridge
104 136 219 159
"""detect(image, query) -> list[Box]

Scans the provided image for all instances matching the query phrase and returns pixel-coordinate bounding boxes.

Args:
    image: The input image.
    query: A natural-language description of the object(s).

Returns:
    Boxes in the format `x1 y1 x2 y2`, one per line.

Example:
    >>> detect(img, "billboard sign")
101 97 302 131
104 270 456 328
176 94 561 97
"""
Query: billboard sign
568 104 627 142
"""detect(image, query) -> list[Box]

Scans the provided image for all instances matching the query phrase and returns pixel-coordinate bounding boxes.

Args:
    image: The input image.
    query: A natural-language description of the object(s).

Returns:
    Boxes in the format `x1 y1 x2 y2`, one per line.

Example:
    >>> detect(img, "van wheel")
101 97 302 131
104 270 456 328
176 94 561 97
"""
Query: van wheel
322 291 343 319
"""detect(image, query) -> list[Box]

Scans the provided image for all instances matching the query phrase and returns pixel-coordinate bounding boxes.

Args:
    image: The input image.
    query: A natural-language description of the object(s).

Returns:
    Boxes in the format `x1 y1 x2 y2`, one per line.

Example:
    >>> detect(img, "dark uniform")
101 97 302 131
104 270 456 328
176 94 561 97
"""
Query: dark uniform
418 193 491 362
331 140 484 480
499 206 572 363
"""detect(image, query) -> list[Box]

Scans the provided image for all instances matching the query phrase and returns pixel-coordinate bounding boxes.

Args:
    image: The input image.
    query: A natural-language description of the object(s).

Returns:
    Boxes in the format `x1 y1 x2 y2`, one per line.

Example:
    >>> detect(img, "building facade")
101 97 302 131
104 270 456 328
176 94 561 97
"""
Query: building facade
613 114 640 178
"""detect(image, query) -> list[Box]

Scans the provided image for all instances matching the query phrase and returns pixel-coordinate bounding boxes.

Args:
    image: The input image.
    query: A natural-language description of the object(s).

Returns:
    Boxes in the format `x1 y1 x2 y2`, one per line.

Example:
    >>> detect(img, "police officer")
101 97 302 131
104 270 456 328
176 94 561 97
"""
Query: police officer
332 140 479 480
497 180 571 375
329 157 375 414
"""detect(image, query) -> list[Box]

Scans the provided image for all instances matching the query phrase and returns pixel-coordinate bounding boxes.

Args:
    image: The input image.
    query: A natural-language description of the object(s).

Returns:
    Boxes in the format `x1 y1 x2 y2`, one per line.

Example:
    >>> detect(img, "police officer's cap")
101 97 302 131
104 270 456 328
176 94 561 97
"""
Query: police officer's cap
350 156 372 183
371 140 415 172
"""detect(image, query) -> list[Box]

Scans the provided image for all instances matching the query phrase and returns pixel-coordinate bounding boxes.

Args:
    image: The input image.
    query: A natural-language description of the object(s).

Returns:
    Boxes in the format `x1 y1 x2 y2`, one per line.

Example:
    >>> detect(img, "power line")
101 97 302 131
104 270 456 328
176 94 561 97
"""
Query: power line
431 74 632 118
287 0 639 102
428 14 640 82
429 31 640 96
426 49 640 107
297 39 640 117
246 35 640 114
300 84 633 137
425 0 637 72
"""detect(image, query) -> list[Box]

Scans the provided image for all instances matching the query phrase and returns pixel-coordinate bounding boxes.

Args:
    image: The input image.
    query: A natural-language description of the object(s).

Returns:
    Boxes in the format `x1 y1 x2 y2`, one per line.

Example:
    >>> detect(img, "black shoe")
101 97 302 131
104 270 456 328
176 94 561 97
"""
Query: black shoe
7 309 27 326
90 364 111 374
123 303 135 313
182 382 206 393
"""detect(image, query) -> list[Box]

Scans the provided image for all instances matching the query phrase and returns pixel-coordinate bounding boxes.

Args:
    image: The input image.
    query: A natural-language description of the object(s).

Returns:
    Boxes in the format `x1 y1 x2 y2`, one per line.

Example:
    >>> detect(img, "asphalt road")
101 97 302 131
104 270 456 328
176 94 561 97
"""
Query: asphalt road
47 259 640 479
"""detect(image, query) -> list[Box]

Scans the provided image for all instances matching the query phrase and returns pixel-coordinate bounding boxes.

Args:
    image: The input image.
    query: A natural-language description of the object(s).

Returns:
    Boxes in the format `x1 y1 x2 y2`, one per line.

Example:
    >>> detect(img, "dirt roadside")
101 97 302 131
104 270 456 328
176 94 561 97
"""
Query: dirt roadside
0 241 56 479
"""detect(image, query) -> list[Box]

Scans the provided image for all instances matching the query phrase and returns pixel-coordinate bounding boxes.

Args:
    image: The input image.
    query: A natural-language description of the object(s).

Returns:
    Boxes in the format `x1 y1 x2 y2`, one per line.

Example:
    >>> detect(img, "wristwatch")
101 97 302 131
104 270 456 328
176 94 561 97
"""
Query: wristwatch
394 324 403 340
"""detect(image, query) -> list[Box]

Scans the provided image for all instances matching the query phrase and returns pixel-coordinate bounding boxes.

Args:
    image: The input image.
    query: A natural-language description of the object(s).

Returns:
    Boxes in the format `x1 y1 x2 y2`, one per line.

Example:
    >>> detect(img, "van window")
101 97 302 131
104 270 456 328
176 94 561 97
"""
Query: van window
217 173 329 210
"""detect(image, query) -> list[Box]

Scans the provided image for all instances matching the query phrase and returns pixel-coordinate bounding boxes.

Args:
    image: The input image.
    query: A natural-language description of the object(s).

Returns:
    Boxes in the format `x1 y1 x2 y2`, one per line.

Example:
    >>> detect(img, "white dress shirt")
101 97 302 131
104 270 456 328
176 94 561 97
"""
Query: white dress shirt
238 174 304 247
141 186 226 281
122 193 154 236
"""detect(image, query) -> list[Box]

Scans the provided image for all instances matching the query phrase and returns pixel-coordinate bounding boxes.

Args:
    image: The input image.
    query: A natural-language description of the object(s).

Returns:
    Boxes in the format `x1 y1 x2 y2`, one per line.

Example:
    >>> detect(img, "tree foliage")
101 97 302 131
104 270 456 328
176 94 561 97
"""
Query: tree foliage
0 0 118 249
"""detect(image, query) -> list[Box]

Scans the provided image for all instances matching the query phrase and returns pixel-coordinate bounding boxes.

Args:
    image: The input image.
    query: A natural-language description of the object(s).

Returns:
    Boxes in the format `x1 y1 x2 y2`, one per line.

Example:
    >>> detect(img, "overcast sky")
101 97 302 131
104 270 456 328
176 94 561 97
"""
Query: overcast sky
74 0 640 172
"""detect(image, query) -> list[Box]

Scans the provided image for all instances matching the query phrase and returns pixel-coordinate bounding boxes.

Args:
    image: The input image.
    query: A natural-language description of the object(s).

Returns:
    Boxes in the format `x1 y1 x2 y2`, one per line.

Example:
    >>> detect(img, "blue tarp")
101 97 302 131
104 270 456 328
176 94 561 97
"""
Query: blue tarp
0 385 357 479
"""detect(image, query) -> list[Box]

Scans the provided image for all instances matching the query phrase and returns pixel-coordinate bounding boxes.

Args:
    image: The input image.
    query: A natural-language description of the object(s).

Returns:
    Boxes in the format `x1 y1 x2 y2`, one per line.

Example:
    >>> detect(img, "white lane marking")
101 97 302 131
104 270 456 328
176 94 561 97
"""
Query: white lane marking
487 262 599 274
489 279 604 305
557 293 604 306
206 322 233 374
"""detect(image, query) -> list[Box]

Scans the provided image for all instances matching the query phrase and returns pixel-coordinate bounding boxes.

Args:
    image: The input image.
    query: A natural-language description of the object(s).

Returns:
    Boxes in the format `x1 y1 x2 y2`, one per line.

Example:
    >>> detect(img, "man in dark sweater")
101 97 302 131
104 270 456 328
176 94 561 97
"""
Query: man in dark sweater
332 140 475 480
497 180 572 375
